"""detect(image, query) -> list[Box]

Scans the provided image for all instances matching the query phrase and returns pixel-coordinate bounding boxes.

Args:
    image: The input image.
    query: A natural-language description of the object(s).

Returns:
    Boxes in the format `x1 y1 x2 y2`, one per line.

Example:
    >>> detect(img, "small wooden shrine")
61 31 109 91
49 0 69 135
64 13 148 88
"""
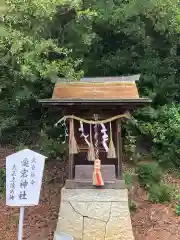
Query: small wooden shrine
39 75 151 189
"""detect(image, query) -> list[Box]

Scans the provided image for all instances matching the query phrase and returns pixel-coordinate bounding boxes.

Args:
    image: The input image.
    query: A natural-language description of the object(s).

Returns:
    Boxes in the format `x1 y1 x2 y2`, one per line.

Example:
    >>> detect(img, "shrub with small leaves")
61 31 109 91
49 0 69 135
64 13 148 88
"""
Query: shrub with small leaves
148 184 172 203
176 205 180 216
39 131 67 160
124 172 132 189
0 168 5 193
175 194 180 216
136 163 162 188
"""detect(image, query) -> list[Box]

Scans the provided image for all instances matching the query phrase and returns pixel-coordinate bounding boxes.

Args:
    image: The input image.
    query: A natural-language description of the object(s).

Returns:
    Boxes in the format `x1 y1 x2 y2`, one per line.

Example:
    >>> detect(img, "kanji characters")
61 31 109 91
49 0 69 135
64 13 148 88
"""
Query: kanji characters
31 157 36 164
31 164 35 171
9 164 17 201
19 158 29 201
30 157 36 185
20 168 28 178
21 158 29 168
20 179 28 189
31 172 35 178
19 191 27 200
31 180 35 185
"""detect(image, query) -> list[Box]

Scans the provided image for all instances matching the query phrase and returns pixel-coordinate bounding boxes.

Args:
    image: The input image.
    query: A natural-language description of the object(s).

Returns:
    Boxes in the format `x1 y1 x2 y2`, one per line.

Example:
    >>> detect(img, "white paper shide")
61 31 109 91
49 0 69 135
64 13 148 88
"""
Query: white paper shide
6 149 46 207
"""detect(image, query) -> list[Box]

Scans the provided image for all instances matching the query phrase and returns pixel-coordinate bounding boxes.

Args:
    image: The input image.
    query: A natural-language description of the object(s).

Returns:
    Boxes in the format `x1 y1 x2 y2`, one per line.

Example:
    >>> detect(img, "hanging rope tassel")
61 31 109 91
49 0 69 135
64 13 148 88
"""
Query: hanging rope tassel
88 124 95 161
69 118 79 154
93 115 104 186
93 159 104 186
107 121 117 158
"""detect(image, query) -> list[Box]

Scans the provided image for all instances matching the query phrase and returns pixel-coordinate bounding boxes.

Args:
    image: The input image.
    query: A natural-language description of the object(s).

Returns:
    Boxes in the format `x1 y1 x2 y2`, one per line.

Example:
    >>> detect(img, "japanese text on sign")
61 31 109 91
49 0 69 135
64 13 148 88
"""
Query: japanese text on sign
6 149 46 207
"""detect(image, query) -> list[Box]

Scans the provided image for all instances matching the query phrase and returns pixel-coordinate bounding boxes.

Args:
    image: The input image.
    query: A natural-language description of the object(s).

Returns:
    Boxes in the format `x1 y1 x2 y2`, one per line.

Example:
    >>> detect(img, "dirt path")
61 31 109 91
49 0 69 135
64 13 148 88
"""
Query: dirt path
132 202 180 240
130 180 180 240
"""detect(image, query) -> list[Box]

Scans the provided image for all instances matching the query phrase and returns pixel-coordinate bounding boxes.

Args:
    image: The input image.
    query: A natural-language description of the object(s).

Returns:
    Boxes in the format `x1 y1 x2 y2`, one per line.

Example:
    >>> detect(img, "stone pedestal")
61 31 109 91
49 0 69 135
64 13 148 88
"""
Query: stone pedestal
54 188 134 240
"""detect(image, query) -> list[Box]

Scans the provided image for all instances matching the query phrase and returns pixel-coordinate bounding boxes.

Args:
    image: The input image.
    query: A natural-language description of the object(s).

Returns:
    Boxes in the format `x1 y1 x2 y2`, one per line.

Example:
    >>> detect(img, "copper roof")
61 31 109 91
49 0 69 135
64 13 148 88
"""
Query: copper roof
52 75 141 100
39 75 151 106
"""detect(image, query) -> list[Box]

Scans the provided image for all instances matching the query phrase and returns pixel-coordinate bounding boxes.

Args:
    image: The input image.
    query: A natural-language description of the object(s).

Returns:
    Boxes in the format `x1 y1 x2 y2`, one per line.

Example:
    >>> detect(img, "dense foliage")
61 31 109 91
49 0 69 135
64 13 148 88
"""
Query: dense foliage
136 162 162 187
136 163 172 203
137 105 180 167
0 0 180 164
0 0 87 156
148 183 172 203
0 168 5 192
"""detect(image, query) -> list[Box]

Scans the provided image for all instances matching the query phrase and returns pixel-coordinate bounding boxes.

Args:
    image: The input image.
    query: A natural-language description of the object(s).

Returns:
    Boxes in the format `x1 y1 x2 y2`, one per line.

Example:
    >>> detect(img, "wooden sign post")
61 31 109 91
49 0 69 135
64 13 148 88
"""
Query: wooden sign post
6 149 46 240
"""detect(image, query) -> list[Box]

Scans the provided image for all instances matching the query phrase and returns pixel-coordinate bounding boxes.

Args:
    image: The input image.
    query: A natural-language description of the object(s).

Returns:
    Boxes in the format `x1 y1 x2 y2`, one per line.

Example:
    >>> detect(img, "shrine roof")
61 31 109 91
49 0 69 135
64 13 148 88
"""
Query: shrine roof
39 75 151 106
53 75 140 99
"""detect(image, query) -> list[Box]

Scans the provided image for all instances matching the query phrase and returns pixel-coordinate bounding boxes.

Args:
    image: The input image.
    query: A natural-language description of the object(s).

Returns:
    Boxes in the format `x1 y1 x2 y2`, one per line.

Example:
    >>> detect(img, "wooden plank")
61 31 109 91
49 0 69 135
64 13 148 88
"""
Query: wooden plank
64 107 74 180
68 153 74 179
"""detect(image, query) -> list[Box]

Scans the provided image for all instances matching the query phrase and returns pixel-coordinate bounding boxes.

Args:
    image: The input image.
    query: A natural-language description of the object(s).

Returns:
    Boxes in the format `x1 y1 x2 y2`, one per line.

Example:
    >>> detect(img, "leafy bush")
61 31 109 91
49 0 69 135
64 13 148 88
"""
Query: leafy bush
39 131 67 160
137 105 180 168
175 194 180 216
148 184 172 203
176 205 180 216
123 172 133 188
122 118 140 163
136 163 162 187
0 168 5 193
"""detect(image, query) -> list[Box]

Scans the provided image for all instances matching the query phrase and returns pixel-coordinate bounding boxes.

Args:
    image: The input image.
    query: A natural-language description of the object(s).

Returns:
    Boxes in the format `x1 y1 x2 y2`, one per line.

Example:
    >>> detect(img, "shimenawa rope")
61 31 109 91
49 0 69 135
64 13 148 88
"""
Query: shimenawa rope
55 112 131 126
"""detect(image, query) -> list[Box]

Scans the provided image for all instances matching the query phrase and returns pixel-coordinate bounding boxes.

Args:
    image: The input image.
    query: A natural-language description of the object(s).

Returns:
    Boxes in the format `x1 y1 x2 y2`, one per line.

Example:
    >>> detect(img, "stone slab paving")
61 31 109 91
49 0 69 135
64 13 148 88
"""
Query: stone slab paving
54 188 134 240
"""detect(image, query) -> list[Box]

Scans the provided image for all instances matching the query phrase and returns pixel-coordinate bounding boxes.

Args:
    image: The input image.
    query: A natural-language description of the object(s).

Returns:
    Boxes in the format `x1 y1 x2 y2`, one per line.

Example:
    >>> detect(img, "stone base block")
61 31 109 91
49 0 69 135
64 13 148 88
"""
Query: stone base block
54 188 134 240
65 179 125 189
75 165 116 181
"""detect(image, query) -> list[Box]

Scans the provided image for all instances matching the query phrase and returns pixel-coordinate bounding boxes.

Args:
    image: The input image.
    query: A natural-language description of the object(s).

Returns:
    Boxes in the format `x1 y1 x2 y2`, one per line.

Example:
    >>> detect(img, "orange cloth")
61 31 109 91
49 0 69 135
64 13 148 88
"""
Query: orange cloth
93 159 104 186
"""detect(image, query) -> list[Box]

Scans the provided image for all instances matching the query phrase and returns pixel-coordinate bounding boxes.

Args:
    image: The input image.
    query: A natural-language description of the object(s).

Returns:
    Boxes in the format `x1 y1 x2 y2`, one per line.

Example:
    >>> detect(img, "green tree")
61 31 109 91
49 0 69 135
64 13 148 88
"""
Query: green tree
1 0 180 163
0 0 96 147
81 0 180 104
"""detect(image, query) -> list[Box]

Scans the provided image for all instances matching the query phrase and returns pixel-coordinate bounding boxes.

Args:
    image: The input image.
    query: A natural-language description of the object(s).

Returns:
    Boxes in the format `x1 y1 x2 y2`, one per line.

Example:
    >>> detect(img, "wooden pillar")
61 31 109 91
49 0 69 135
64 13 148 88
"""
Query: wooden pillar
68 153 74 180
116 119 123 179
62 108 74 180
68 118 74 180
